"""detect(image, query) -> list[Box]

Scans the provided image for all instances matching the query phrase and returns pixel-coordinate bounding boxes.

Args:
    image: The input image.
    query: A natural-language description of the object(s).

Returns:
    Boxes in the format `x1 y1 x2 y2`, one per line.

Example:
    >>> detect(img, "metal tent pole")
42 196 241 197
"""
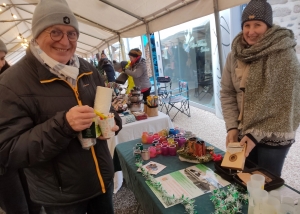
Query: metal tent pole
119 34 126 61
213 0 224 73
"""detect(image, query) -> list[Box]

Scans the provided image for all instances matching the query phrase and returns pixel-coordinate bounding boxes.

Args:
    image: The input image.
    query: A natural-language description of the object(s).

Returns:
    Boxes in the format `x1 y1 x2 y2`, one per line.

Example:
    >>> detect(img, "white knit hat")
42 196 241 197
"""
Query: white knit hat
0 39 7 54
32 0 79 38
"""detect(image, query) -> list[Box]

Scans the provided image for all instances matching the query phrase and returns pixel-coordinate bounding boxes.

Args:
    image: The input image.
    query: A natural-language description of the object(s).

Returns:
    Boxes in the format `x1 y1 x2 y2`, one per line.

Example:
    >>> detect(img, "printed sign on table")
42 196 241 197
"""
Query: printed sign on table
146 164 230 208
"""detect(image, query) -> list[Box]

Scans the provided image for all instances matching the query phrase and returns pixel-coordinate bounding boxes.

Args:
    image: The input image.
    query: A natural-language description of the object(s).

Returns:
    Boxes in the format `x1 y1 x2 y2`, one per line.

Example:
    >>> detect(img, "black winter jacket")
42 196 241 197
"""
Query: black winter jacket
98 58 116 82
0 48 122 205
102 63 116 83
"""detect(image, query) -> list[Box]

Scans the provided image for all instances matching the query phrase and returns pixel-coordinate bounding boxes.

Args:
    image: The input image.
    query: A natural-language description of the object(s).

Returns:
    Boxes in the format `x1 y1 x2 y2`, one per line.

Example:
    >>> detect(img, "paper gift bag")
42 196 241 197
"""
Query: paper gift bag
146 105 158 117
78 118 100 150
98 117 115 138
94 86 112 114
221 142 246 171
78 133 96 150
81 119 101 138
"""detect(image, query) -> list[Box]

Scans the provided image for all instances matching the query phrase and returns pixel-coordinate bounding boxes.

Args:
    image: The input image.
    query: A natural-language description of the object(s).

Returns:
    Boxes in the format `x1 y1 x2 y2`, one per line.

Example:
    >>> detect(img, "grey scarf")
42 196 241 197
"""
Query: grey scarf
30 40 80 87
232 25 300 139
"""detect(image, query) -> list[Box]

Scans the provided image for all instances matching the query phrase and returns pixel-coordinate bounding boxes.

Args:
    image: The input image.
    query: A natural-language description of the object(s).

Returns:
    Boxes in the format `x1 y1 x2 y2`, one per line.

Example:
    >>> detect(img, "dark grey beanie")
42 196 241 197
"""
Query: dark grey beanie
0 39 7 54
32 0 79 39
241 0 273 28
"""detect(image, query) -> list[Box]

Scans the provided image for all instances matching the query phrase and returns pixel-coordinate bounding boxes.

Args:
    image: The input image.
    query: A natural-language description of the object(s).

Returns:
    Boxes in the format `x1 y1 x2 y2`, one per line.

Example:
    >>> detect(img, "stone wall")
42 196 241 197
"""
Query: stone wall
270 0 300 60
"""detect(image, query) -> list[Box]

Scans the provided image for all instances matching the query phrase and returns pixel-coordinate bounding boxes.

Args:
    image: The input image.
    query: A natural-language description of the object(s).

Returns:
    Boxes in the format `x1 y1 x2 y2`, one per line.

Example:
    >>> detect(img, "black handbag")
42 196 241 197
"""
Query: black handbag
115 72 128 84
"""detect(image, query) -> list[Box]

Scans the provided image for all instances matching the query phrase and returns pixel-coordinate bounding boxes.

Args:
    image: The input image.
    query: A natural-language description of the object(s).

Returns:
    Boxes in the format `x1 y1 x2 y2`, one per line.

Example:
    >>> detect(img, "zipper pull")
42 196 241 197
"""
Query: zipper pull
59 186 62 194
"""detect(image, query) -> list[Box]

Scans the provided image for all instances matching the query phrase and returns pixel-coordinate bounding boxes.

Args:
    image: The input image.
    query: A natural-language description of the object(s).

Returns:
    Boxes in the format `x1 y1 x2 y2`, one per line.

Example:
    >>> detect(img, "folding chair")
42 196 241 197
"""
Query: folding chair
194 73 213 101
154 76 172 108
197 79 213 100
161 80 191 121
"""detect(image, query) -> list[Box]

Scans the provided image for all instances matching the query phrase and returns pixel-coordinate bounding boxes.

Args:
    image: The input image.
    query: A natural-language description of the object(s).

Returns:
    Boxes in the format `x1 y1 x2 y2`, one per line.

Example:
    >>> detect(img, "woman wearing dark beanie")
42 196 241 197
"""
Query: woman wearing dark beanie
220 0 300 177
124 48 151 101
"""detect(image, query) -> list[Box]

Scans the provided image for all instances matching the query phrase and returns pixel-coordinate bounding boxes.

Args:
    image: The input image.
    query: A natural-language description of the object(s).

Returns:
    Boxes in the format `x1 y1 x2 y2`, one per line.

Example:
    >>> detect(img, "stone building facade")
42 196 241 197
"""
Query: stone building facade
270 0 300 60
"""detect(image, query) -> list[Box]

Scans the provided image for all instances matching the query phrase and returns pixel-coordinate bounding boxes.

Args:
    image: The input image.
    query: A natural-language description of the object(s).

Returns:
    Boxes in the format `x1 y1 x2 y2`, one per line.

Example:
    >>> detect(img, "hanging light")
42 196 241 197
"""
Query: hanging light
21 42 28 49
17 33 29 49
12 13 17 19
3 3 6 6
21 40 29 49
17 33 22 39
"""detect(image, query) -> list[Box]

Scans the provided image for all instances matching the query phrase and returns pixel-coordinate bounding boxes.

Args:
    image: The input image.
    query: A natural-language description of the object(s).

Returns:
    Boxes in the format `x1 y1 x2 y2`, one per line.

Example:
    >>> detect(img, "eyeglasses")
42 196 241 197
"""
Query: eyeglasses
45 30 78 42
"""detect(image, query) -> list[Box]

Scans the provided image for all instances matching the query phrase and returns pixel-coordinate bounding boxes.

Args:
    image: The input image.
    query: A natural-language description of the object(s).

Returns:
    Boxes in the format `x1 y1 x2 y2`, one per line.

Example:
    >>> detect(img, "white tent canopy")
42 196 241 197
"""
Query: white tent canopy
0 0 248 65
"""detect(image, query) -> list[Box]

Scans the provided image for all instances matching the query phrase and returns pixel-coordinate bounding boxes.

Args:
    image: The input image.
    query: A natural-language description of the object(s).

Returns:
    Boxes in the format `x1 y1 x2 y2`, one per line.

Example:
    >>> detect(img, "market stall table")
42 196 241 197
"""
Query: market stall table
115 139 300 214
107 111 174 192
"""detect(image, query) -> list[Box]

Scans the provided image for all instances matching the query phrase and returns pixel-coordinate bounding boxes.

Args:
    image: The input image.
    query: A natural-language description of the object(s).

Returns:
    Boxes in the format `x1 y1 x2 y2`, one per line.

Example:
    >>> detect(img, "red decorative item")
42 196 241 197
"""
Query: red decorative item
186 139 195 155
132 112 148 120
194 142 203 157
201 141 206 155
210 152 222 161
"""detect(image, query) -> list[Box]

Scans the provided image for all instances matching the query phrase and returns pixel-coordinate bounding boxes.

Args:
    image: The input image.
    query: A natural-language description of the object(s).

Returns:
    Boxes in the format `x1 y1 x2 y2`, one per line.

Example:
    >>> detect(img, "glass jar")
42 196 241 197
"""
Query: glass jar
153 133 160 139
141 132 148 144
159 136 167 144
168 145 177 156
147 133 154 144
141 149 150 160
155 143 162 155
169 128 176 136
152 139 159 146
174 136 180 143
161 145 169 156
149 146 157 158
167 137 174 145
160 129 168 137
178 137 187 148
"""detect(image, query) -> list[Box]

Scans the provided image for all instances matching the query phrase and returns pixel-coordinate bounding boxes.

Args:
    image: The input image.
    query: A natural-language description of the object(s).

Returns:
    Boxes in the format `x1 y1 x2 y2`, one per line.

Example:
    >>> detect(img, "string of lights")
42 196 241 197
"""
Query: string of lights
1 2 29 49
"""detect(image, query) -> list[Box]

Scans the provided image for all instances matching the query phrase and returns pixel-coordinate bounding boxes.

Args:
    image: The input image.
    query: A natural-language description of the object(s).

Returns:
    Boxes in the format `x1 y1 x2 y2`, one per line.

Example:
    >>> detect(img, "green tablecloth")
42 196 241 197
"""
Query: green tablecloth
115 138 249 214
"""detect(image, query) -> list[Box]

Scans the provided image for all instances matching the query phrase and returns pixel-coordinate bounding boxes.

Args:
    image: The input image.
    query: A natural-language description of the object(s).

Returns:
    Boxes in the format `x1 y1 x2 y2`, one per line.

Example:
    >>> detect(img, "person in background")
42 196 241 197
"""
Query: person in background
0 39 42 214
113 60 135 94
0 0 122 214
100 50 112 64
0 40 10 75
113 60 128 73
100 50 107 59
123 48 151 102
220 0 300 176
98 57 116 83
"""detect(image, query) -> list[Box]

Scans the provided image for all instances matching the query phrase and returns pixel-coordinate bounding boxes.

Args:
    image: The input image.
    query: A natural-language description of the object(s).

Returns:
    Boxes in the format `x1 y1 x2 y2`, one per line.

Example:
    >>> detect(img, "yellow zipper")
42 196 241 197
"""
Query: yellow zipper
40 72 106 193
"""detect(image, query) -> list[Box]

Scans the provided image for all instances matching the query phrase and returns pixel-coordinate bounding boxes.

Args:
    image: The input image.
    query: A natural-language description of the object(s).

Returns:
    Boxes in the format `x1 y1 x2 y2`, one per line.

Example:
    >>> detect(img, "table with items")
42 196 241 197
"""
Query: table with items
107 111 174 193
115 132 300 214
